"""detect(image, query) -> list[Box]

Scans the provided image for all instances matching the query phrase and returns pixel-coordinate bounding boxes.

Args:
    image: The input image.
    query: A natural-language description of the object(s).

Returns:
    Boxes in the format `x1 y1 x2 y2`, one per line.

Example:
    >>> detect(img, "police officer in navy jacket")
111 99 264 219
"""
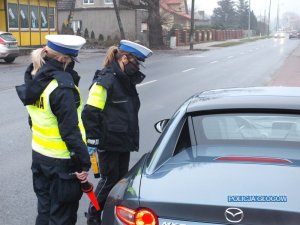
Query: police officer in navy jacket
16 35 91 225
82 40 152 225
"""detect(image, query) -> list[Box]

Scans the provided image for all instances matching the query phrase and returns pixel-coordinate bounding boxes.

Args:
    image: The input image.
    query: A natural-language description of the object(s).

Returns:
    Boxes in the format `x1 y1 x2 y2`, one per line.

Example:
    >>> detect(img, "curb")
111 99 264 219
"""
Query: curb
19 48 35 56
18 38 254 56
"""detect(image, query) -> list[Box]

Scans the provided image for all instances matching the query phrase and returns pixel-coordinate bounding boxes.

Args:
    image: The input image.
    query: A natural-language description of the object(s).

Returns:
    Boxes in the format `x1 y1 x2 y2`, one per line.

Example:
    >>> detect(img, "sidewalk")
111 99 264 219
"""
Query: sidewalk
269 43 300 86
18 47 36 56
174 38 242 51
18 38 243 56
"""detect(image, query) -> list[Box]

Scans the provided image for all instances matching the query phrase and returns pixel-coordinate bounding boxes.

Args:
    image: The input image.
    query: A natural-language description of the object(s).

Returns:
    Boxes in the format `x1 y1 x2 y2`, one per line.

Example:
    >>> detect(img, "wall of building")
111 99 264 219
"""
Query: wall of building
169 2 185 12
58 8 148 43
135 9 148 45
0 0 6 31
174 16 189 29
75 0 114 9
3 0 57 46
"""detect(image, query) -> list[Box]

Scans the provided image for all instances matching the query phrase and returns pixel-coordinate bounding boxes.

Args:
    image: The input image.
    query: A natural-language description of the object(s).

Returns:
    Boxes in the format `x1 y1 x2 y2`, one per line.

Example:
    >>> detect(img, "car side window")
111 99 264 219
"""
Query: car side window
173 119 191 155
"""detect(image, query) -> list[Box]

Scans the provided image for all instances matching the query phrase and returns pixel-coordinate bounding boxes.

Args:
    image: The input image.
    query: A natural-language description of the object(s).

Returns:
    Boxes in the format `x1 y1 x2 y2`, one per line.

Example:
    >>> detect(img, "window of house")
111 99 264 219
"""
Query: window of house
8 3 18 29
83 0 94 4
104 0 113 4
72 20 82 35
30 5 39 29
40 7 48 29
20 5 29 29
49 7 56 30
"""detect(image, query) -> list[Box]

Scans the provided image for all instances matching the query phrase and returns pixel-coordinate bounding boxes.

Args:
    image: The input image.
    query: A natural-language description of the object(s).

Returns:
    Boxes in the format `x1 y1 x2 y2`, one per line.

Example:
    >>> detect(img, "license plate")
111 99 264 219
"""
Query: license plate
8 43 17 47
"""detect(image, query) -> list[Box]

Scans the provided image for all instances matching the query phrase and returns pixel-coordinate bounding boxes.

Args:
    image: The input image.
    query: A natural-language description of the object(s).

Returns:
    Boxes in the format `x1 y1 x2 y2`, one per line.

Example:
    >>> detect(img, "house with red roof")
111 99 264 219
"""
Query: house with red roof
160 0 194 31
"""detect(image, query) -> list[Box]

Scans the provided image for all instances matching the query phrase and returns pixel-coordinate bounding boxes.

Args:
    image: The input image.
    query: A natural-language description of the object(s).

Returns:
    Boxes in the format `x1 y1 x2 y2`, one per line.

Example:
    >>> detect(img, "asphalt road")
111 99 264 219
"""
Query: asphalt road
0 37 299 225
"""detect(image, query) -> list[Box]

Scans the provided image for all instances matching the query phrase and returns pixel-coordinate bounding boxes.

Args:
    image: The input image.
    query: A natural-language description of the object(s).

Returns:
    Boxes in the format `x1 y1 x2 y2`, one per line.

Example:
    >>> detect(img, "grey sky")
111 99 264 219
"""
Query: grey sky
191 0 300 18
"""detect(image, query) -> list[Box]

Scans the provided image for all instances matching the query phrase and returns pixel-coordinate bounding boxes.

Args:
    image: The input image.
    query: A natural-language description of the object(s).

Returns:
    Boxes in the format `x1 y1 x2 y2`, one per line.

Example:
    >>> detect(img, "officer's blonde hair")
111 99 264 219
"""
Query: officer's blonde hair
31 47 72 75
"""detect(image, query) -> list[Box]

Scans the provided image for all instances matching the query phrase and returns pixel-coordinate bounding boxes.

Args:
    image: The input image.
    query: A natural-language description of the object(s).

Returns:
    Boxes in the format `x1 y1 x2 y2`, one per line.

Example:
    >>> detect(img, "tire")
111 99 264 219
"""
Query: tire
4 57 15 63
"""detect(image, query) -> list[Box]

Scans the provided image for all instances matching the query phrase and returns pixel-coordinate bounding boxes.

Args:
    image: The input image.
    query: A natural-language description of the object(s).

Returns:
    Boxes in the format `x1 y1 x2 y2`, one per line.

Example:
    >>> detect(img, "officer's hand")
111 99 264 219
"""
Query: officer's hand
75 171 89 183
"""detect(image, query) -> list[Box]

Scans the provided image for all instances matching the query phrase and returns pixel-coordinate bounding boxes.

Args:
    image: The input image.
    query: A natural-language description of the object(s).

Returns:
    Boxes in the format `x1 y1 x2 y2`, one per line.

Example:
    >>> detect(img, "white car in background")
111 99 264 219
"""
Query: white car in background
274 32 285 38
0 32 19 63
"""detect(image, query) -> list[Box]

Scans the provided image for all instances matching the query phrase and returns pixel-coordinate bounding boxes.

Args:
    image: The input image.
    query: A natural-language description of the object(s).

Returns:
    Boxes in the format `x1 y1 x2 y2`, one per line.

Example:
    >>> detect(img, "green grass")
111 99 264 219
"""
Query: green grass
210 36 268 47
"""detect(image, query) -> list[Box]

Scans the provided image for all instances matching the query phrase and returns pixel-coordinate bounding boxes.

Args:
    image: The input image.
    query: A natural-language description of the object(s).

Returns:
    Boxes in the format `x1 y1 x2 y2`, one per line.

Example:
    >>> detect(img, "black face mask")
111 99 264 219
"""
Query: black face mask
124 62 139 76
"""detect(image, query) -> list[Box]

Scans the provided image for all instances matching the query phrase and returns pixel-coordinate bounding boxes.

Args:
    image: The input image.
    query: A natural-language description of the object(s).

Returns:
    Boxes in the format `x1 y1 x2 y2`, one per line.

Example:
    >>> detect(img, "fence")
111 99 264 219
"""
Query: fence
173 29 244 46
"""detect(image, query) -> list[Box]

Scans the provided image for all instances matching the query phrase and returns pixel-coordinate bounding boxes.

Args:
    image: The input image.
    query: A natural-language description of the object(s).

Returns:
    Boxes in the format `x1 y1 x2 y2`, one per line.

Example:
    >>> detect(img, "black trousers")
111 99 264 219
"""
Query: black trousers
87 150 130 219
32 151 82 225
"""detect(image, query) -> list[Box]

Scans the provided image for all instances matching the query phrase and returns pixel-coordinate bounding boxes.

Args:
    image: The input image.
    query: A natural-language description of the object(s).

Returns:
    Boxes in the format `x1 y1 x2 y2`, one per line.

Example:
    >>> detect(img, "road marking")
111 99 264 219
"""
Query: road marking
210 61 218 64
182 68 196 73
227 56 234 59
137 80 157 87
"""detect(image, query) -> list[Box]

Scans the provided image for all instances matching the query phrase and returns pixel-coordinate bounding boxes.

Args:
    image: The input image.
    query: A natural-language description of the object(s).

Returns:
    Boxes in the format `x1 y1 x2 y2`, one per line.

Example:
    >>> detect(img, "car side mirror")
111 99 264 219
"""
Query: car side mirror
154 119 169 133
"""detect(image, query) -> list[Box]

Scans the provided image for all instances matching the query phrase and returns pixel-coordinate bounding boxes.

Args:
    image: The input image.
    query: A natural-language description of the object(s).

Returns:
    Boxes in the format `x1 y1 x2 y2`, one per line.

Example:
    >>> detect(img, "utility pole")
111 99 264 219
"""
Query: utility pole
248 0 251 38
268 0 272 36
264 9 266 35
276 0 279 31
189 0 195 50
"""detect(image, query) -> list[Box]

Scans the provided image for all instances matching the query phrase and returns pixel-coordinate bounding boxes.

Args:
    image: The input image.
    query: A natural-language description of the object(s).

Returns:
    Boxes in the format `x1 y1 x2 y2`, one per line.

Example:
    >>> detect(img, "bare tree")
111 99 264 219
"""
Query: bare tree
113 0 126 39
119 0 164 48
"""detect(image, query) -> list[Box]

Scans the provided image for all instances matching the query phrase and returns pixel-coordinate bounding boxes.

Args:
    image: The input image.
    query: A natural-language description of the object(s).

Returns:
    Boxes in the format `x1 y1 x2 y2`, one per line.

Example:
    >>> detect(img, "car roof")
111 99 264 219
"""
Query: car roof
187 86 300 113
0 31 12 35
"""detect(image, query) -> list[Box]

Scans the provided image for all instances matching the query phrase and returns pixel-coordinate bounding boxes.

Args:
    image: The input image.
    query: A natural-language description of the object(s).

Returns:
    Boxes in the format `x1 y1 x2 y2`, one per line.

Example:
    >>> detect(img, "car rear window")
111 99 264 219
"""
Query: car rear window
188 113 300 161
0 33 16 41
193 113 300 142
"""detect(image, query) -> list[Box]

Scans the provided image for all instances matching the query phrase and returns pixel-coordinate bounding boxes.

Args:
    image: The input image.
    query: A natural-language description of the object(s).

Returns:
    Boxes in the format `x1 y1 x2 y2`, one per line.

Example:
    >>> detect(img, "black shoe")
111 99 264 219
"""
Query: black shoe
85 212 101 225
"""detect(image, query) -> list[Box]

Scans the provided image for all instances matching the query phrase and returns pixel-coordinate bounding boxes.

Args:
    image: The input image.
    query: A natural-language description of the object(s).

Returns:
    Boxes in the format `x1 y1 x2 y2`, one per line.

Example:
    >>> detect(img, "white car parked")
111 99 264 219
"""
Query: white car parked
0 32 19 63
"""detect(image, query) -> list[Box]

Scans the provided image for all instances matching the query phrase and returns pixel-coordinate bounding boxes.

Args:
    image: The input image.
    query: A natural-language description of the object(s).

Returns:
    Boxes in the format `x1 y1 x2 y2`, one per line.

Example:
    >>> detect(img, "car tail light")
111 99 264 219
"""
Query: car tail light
116 205 158 225
215 156 291 164
0 37 7 46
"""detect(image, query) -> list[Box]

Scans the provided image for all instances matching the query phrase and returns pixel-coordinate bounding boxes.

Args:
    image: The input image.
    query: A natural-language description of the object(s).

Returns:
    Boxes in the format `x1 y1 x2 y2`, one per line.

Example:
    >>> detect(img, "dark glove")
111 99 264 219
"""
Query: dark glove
70 149 91 172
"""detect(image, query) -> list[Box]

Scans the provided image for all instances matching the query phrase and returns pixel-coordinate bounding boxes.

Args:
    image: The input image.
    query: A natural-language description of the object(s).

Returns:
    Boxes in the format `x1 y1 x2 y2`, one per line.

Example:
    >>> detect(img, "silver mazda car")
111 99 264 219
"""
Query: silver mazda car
0 31 19 63
101 86 300 225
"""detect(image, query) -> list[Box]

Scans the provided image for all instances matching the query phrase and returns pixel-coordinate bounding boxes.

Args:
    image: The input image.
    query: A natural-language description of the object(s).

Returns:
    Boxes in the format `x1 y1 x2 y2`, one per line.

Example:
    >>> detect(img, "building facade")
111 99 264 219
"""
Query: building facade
160 0 192 31
58 0 148 44
0 0 57 46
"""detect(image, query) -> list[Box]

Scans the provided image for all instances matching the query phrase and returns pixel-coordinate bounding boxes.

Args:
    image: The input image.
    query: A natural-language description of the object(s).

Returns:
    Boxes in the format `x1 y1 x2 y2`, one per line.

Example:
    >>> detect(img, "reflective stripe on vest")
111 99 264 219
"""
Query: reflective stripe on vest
86 83 107 110
26 79 86 159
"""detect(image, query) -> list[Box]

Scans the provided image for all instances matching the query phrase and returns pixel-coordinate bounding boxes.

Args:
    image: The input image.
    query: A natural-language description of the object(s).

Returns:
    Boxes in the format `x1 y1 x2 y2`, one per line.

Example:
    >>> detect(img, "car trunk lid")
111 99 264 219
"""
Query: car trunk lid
140 159 300 224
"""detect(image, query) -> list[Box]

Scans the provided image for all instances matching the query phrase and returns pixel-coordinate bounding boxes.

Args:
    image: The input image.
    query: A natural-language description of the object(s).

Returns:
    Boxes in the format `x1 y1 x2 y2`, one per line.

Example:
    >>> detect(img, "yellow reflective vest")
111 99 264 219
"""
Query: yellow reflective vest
26 79 86 159
86 82 107 110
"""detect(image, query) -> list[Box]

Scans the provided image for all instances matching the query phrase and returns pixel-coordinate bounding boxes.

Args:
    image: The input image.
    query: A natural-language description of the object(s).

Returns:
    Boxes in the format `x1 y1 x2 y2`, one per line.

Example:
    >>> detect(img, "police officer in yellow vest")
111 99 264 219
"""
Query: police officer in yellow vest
16 35 91 225
82 40 152 225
